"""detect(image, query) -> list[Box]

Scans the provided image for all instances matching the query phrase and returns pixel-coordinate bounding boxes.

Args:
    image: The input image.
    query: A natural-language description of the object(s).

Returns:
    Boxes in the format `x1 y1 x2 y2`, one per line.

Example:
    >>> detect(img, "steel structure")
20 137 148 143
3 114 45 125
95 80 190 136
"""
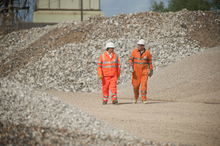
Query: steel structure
0 0 34 34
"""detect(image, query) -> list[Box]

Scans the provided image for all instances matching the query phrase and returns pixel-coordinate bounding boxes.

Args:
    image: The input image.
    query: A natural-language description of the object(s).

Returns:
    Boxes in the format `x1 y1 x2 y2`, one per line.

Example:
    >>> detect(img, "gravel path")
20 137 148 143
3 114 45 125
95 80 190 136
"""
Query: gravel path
45 47 220 146
1 9 219 146
0 78 186 146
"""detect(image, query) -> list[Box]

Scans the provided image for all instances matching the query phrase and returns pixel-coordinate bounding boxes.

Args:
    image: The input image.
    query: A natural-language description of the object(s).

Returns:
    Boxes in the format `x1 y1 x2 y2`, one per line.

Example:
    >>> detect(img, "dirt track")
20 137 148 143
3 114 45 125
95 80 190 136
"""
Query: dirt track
45 47 220 146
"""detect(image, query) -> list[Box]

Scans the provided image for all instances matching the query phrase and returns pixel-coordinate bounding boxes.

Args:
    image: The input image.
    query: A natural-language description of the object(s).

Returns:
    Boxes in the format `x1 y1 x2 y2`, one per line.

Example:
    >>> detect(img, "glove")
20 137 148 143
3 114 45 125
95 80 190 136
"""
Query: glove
98 74 103 79
117 75 120 78
129 66 134 73
149 69 153 77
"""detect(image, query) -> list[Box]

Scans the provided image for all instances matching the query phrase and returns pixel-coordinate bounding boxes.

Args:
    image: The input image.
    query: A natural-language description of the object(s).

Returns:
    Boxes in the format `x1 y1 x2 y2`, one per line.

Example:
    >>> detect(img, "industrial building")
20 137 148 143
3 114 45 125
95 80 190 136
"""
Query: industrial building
33 0 104 23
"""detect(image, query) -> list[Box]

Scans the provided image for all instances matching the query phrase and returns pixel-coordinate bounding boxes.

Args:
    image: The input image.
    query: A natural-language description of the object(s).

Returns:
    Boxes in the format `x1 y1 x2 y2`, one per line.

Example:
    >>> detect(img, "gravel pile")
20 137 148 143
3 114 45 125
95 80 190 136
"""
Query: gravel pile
0 24 59 64
1 9 219 146
148 46 220 102
2 36 201 92
0 79 188 146
2 9 219 92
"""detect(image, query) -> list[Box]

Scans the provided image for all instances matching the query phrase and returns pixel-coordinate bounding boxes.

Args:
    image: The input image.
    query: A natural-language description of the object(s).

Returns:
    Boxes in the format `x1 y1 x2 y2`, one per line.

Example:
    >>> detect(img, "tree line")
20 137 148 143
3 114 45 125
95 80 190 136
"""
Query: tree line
150 0 220 12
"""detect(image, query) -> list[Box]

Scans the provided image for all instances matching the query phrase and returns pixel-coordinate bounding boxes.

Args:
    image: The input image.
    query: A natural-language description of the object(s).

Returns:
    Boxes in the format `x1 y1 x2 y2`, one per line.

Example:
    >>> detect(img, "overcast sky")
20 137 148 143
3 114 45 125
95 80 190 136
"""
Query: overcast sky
100 0 169 17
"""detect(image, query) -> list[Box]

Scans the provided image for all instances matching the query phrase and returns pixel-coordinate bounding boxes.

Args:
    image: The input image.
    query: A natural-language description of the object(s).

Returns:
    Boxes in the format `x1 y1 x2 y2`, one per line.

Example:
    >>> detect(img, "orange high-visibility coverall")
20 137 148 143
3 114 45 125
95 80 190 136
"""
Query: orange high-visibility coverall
97 51 120 102
129 48 153 101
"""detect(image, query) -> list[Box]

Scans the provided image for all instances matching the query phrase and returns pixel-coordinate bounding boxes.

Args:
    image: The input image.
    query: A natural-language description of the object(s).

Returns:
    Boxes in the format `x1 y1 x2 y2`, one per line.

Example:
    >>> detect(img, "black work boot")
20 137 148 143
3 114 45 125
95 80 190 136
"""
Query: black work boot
112 100 118 104
103 101 107 105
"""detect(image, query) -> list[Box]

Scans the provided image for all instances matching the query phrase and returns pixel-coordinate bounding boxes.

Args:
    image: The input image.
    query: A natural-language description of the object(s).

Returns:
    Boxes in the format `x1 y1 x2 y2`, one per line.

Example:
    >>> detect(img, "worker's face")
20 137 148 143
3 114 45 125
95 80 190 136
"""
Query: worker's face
138 44 145 51
107 48 114 54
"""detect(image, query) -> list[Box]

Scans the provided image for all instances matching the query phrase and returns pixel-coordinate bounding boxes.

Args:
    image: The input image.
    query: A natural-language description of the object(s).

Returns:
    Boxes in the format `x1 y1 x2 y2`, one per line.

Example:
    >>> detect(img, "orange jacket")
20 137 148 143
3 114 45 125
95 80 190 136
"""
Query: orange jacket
97 51 120 76
129 48 153 73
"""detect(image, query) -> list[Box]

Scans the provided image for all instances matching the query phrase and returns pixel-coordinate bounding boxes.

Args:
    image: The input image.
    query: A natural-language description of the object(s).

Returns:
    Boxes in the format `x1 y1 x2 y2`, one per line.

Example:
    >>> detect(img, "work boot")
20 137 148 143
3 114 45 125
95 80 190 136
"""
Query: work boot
103 101 107 105
133 98 137 104
142 100 147 104
112 100 118 104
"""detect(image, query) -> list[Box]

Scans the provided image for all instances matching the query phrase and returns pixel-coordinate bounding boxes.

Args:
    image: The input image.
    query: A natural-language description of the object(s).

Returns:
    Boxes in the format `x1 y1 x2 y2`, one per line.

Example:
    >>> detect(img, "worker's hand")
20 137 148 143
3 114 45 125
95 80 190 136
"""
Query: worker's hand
149 70 153 77
98 74 103 79
129 66 134 73
117 75 120 78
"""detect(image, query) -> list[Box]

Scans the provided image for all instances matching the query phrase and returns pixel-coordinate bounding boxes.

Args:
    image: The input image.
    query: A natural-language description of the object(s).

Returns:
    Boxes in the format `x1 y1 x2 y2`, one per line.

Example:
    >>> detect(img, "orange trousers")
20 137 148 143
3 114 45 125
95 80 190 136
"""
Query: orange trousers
132 71 148 100
102 76 117 102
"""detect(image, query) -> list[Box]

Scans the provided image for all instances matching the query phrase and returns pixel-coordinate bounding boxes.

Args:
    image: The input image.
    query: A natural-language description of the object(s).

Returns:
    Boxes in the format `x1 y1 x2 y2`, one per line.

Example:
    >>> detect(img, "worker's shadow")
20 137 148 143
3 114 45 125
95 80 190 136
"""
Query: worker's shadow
116 102 133 105
116 101 167 105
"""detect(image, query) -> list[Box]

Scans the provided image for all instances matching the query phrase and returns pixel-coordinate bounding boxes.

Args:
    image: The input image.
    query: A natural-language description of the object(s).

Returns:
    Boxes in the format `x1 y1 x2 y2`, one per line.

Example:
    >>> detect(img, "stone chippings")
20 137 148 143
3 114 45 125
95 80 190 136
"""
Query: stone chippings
0 79 187 146
0 9 219 145
0 24 59 64
2 9 219 92
4 36 201 92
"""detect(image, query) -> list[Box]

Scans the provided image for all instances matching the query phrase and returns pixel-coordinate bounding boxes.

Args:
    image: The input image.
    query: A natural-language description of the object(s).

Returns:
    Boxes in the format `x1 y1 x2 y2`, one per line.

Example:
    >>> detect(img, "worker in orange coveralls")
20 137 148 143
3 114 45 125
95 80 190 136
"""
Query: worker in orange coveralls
97 42 120 105
129 39 153 104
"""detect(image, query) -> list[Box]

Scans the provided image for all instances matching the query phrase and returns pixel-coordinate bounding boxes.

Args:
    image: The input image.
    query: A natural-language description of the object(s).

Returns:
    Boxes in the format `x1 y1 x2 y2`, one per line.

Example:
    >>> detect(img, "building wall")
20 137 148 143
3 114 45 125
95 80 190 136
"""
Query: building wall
33 10 104 23
33 0 103 23
37 0 100 10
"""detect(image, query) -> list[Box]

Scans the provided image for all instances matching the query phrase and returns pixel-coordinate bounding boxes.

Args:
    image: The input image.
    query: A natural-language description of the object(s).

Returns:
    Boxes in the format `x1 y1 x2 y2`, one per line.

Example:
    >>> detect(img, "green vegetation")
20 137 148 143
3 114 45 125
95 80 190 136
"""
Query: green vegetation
150 0 220 12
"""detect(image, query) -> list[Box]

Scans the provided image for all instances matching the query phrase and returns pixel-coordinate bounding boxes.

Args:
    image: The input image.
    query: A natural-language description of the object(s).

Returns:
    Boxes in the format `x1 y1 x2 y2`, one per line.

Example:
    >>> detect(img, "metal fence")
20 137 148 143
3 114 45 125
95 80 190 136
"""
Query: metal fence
0 22 57 35
15 22 57 30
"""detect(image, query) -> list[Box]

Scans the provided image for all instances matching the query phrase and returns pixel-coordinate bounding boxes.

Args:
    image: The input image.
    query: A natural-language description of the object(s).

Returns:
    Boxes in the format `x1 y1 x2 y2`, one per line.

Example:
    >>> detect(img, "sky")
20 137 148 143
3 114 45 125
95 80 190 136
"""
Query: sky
100 0 169 17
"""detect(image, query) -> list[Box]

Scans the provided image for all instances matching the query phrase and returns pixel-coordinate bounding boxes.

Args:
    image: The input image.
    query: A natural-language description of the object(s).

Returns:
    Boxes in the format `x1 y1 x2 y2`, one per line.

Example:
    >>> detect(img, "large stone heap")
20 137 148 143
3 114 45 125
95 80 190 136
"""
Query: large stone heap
0 78 189 146
1 9 220 92
0 25 59 64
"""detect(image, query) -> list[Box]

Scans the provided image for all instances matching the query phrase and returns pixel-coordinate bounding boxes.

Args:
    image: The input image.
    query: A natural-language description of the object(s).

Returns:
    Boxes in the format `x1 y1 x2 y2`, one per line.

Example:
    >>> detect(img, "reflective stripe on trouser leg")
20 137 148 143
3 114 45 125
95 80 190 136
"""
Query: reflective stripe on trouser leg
111 93 117 98
141 91 147 101
102 76 110 102
109 75 117 102
140 73 148 101
103 95 109 102
111 93 117 101
134 90 139 99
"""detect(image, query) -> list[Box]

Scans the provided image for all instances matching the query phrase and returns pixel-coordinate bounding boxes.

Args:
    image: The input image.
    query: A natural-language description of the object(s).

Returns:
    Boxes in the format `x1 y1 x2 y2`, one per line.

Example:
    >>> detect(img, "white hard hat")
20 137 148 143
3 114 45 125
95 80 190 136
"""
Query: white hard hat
106 42 115 49
137 39 145 45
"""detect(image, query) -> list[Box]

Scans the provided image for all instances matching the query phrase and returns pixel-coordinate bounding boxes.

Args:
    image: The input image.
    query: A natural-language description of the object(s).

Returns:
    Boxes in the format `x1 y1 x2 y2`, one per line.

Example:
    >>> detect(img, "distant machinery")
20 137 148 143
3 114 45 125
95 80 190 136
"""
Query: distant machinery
0 0 36 34
33 0 104 23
